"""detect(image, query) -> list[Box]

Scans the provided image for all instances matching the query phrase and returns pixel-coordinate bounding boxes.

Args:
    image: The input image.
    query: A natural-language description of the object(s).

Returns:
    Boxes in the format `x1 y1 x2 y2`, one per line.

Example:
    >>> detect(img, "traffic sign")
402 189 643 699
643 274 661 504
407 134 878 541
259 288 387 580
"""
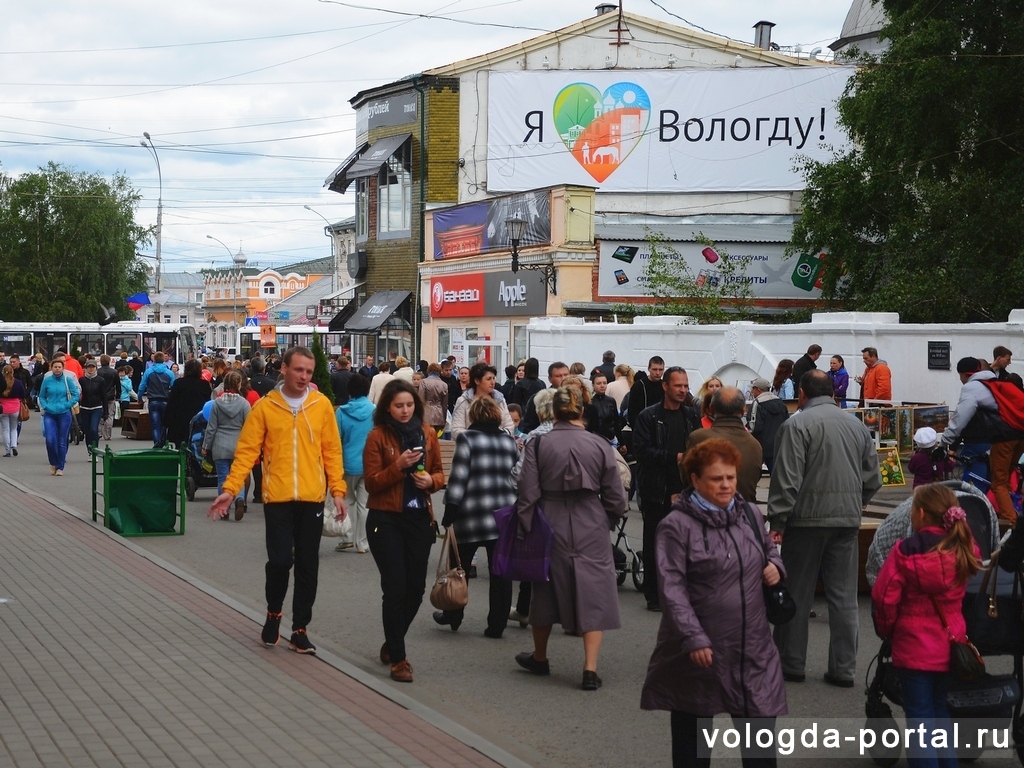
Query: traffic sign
244 317 259 327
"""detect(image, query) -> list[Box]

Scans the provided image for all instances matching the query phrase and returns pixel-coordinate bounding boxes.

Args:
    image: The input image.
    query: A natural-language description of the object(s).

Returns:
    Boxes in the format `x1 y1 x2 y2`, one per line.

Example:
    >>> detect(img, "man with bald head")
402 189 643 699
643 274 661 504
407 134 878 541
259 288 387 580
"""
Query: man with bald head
685 386 763 502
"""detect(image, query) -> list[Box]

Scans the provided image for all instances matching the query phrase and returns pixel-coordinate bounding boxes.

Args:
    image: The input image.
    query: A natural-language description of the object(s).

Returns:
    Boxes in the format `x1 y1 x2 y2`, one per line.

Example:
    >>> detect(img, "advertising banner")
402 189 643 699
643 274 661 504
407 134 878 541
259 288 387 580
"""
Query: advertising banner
487 68 855 193
597 240 824 300
431 270 549 318
432 190 550 260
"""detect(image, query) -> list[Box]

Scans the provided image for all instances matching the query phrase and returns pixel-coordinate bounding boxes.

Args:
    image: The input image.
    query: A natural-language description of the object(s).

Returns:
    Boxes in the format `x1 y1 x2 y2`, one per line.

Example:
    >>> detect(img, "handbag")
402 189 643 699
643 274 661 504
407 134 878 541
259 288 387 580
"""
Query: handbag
429 526 468 611
741 504 796 624
962 551 1024 656
18 401 29 422
64 376 80 416
491 434 554 582
321 500 352 538
931 594 985 681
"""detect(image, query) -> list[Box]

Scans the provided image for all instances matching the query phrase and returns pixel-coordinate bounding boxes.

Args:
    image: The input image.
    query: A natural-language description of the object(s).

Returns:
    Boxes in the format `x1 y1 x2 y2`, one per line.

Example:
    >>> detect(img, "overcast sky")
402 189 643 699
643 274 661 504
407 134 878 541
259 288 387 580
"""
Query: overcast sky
0 0 854 275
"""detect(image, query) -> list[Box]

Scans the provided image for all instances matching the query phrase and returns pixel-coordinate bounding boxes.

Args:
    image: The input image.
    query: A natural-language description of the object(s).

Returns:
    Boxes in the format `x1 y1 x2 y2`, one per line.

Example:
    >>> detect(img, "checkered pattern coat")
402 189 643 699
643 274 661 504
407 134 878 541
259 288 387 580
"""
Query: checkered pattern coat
443 424 520 544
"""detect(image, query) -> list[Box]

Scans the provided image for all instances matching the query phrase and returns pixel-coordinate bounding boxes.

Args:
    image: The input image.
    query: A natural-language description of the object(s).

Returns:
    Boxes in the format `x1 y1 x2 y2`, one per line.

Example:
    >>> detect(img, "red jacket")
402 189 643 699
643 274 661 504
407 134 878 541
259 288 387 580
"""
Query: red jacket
872 526 976 671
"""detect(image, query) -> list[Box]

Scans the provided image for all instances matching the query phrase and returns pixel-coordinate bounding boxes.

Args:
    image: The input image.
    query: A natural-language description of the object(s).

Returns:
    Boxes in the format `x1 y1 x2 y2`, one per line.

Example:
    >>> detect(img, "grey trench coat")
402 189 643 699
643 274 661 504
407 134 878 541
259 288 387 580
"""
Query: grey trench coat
640 492 788 717
516 421 627 634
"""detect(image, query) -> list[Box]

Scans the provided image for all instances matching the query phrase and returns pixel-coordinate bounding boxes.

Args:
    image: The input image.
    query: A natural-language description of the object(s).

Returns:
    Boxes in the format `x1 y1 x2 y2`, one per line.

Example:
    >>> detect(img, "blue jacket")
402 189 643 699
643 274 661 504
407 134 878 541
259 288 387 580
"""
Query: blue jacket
39 373 80 415
336 396 374 475
138 363 176 401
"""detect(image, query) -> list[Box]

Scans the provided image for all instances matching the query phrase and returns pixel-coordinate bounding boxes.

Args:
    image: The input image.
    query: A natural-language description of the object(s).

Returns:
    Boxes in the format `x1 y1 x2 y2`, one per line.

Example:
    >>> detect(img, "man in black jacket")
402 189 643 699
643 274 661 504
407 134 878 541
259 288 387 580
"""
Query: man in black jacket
791 344 822 388
330 355 353 406
96 354 120 440
520 361 568 433
248 357 278 398
627 356 666 428
747 378 789 473
633 366 698 611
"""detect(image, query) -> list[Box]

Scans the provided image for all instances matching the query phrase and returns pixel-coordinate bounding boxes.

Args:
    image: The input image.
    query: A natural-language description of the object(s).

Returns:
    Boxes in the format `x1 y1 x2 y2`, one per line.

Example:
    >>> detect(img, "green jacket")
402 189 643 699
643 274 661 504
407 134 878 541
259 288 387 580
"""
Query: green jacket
767 396 881 531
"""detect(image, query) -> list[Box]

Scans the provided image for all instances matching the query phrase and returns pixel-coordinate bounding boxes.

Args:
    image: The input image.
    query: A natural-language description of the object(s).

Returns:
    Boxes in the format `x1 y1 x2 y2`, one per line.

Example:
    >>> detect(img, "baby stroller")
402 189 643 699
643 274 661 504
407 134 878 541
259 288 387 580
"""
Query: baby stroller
184 412 219 501
612 514 644 591
865 483 1024 765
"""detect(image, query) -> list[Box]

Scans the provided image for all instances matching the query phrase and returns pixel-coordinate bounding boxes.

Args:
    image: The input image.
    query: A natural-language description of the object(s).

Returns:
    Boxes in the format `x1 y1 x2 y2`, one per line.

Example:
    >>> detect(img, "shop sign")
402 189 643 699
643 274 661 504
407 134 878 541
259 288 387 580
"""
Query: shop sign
432 190 551 260
357 92 418 135
597 240 825 300
430 274 485 318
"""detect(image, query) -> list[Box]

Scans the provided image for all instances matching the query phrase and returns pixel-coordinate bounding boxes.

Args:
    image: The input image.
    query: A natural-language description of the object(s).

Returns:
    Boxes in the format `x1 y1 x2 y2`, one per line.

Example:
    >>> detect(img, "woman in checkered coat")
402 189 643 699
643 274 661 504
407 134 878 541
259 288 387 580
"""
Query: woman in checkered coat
433 396 519 638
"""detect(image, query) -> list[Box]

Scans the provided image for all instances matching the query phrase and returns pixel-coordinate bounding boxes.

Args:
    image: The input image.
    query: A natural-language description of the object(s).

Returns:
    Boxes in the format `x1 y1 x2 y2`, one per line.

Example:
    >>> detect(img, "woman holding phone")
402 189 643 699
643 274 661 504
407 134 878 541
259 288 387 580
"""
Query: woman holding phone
363 379 444 684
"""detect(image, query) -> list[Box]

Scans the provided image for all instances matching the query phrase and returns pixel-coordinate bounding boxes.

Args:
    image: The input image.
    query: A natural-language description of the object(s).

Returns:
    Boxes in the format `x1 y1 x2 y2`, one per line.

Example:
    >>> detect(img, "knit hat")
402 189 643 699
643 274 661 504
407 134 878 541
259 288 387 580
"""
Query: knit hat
913 426 938 450
751 378 772 392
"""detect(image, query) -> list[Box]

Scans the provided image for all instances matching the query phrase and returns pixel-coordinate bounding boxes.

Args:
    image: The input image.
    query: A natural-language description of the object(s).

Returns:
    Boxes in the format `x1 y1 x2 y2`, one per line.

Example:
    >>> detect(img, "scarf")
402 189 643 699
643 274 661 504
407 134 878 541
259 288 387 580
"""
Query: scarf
383 413 427 510
691 489 736 514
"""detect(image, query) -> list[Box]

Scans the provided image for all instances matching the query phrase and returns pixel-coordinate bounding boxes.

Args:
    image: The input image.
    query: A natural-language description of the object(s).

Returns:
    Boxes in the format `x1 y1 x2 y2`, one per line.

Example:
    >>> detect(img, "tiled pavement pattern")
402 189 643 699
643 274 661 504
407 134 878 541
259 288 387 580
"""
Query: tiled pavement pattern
0 488 508 768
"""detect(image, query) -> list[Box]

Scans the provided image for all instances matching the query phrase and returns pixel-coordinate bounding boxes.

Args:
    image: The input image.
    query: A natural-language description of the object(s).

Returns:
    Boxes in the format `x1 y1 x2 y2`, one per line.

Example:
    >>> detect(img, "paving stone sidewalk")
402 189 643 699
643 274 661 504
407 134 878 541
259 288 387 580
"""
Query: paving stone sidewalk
0 484 517 768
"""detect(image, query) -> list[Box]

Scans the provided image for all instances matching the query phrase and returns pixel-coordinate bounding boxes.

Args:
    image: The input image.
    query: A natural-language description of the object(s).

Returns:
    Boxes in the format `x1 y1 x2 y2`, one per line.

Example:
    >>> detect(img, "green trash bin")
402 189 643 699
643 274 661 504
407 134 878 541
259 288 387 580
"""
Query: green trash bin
92 447 186 536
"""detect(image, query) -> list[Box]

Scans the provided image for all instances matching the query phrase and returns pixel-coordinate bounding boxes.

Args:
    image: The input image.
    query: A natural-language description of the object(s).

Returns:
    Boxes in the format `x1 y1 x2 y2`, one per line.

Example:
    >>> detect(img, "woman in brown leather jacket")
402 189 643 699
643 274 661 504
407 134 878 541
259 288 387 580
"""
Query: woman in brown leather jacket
363 379 444 684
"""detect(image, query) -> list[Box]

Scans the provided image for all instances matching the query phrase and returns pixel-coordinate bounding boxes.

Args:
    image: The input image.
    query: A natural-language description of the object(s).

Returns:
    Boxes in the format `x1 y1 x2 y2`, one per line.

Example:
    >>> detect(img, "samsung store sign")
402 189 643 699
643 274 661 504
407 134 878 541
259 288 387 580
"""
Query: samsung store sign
431 271 548 318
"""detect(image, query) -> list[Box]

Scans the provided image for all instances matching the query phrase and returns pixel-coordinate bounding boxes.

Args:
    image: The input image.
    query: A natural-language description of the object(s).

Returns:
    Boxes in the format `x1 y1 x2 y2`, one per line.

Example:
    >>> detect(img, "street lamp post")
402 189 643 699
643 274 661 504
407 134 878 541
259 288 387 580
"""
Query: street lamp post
207 235 247 351
505 212 557 294
304 205 337 294
140 132 163 320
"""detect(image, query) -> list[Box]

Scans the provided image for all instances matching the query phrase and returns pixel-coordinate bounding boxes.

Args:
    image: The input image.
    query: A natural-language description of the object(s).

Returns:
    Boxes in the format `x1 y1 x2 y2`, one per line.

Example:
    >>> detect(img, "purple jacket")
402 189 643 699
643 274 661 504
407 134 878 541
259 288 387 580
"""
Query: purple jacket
641 492 788 717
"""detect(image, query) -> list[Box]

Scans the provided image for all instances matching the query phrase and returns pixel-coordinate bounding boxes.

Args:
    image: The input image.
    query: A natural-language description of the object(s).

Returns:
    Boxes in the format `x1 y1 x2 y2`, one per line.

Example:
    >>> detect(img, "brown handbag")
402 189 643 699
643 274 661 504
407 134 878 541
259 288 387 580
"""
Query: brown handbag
18 401 29 422
429 526 468 611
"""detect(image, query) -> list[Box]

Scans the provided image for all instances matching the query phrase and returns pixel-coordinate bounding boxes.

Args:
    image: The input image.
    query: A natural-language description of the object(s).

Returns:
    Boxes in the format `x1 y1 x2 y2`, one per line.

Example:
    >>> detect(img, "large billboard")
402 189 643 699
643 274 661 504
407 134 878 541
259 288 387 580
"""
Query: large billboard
432 190 550 260
597 240 825 300
487 68 855 193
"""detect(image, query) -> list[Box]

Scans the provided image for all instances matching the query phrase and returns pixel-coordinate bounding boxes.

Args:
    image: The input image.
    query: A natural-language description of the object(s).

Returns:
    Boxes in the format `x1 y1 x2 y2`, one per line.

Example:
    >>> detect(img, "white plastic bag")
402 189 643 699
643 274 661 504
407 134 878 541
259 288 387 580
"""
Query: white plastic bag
322 501 352 538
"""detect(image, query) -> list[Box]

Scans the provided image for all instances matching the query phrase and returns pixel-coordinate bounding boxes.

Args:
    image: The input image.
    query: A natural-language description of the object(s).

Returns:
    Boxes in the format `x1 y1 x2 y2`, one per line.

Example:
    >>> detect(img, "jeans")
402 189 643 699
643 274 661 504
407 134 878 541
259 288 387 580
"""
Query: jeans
43 411 72 470
367 507 435 664
264 502 324 631
148 399 168 447
80 407 102 448
343 473 369 551
671 712 777 768
439 540 513 635
896 668 957 768
0 412 18 454
773 527 860 680
214 459 244 501
642 500 672 606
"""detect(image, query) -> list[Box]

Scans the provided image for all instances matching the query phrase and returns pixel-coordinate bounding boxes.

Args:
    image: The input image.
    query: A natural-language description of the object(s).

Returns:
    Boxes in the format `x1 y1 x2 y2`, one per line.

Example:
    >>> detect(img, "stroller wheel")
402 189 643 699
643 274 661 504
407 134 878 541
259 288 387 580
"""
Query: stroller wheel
186 477 197 502
616 568 627 586
632 551 645 591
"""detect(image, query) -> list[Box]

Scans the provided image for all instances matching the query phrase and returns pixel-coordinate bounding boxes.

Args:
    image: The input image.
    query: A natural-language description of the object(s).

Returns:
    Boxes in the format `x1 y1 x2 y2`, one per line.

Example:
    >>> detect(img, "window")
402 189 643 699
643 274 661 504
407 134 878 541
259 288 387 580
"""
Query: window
356 178 368 240
377 141 411 235
146 314 155 323
179 312 188 324
513 325 529 366
195 292 203 304
162 314 172 324
263 281 276 296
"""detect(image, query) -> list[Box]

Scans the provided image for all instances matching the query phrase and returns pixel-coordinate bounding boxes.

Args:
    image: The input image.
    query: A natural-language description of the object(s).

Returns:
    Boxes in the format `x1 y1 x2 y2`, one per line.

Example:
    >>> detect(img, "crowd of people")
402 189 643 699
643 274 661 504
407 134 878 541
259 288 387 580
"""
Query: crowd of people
14 337 1011 767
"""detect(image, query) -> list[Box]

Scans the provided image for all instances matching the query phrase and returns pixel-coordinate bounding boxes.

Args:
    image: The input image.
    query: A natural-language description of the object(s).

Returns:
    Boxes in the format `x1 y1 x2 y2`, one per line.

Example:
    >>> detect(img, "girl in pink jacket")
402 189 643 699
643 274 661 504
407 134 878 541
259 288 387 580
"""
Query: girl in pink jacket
872 482 981 767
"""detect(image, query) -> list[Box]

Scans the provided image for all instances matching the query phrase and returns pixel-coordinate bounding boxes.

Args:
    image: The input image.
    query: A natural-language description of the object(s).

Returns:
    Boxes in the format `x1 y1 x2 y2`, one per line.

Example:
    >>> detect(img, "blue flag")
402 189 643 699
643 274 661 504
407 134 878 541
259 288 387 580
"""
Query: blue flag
126 293 151 309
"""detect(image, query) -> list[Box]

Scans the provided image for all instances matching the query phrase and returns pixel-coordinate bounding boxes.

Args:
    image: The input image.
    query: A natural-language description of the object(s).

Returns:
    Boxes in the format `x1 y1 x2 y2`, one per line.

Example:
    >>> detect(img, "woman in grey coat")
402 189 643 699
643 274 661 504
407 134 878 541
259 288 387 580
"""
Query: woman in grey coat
641 438 787 767
202 371 251 521
433 396 519 637
514 386 627 691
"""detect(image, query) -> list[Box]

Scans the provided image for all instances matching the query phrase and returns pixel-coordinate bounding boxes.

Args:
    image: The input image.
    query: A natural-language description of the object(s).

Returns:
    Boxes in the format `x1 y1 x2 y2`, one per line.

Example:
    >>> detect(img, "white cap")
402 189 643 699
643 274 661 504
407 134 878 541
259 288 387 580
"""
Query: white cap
914 426 938 449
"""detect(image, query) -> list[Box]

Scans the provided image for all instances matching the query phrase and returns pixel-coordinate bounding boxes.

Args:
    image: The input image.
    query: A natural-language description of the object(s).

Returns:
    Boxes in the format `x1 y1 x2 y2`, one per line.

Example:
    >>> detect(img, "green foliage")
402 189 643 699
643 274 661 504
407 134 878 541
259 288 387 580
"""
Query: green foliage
311 331 334 403
0 162 149 322
791 0 1024 322
617 231 754 324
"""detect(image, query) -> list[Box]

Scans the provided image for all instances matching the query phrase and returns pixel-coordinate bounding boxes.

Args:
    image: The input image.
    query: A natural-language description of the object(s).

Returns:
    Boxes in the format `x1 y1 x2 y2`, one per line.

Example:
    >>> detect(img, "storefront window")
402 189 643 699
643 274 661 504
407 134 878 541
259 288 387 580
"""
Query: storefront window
513 325 529 365
437 328 451 358
356 178 368 240
378 142 411 235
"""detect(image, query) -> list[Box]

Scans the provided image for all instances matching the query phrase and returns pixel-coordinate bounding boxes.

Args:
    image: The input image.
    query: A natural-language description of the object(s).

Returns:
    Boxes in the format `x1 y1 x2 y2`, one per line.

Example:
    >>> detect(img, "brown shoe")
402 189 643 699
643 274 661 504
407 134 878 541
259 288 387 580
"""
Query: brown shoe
390 659 413 683
379 642 391 665
234 499 246 521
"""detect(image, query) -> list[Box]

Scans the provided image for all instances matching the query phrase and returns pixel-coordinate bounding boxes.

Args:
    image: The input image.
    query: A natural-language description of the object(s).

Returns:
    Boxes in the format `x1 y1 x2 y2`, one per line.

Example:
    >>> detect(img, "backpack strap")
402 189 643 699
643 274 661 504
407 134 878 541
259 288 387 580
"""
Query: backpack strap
740 501 770 568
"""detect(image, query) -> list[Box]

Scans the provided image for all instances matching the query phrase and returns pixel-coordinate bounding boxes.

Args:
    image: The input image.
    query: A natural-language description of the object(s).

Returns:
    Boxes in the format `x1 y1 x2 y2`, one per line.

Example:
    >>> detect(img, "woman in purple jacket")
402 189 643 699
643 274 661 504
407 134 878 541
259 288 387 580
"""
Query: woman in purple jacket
641 438 787 767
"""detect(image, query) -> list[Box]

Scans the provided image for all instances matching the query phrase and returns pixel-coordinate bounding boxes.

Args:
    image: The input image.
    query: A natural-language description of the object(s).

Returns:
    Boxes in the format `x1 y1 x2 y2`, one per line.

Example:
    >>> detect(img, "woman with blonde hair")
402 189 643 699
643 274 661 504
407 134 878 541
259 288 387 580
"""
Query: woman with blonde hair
696 376 723 429
392 356 415 383
514 386 627 690
606 364 634 410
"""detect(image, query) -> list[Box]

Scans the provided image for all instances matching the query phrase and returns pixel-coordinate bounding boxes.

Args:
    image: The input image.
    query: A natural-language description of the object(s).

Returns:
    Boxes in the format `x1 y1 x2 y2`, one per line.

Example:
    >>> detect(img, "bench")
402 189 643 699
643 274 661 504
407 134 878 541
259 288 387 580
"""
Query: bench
437 439 456 486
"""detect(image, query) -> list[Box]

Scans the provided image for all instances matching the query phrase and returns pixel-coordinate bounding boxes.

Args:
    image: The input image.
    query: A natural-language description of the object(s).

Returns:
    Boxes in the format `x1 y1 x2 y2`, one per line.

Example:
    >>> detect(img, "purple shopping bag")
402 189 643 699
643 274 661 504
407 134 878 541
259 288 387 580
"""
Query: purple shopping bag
491 503 553 582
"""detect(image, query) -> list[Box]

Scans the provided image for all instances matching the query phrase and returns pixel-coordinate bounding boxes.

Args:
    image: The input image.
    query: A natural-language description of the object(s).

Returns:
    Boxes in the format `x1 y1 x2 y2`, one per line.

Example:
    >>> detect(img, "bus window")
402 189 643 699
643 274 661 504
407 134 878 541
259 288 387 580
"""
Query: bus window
106 332 142 357
0 332 33 357
179 326 199 360
154 332 179 363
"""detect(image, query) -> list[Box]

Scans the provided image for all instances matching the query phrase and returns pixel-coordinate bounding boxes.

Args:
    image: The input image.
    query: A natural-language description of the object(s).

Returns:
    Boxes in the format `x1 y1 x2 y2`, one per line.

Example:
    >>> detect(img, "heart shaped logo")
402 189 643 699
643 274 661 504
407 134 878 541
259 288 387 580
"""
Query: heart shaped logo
553 82 651 183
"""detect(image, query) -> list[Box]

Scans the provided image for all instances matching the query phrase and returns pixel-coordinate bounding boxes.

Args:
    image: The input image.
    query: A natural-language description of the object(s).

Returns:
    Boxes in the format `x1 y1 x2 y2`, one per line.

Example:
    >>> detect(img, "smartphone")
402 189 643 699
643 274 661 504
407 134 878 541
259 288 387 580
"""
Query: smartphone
614 269 629 285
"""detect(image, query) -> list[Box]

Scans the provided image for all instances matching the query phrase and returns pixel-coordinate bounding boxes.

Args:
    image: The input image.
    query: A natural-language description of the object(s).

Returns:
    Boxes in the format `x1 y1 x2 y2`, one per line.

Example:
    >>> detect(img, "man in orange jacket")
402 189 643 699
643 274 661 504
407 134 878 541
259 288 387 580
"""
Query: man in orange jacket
209 346 346 654
857 346 892 402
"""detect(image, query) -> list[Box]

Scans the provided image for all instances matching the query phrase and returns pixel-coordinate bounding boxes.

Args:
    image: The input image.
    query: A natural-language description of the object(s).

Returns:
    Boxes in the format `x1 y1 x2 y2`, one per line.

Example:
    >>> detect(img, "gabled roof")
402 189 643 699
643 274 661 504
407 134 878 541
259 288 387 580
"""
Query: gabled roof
423 11 809 77
268 256 334 277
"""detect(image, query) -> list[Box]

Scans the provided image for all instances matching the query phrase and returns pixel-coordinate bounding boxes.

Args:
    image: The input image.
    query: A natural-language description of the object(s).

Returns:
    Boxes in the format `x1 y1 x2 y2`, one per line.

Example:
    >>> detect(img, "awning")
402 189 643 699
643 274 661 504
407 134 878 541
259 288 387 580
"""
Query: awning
324 133 411 194
344 290 411 334
328 296 360 332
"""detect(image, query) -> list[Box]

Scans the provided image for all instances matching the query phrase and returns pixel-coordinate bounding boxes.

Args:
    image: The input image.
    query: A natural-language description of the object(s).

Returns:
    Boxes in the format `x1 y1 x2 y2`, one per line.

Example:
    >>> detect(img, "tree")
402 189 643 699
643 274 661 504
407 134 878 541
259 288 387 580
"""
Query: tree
790 0 1024 322
0 162 149 321
618 231 754 324
311 331 334 403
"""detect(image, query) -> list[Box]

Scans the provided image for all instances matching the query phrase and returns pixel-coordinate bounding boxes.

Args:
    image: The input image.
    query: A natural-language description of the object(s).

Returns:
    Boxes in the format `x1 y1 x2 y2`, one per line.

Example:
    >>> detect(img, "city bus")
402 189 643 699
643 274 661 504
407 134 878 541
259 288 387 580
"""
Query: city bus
235 325 411 361
0 322 199 364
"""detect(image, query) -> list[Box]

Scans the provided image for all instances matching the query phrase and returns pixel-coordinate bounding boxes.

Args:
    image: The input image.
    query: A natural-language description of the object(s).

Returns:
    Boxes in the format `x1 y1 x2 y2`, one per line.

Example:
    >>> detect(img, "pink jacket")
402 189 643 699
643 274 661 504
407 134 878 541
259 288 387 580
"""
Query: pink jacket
872 526 976 671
